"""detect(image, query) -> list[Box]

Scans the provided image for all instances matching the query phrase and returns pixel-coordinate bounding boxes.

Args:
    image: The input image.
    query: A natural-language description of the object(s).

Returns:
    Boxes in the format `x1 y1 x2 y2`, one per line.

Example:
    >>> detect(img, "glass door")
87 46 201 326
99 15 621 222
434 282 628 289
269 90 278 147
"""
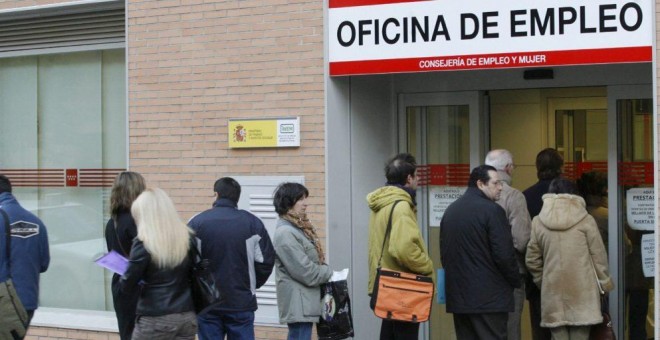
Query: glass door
399 91 484 340
608 85 654 340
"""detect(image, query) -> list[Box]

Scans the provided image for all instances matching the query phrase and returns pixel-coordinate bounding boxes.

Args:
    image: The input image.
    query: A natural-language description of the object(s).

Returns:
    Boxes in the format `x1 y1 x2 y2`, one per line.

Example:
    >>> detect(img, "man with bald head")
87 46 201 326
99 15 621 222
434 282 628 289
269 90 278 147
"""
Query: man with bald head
485 149 531 340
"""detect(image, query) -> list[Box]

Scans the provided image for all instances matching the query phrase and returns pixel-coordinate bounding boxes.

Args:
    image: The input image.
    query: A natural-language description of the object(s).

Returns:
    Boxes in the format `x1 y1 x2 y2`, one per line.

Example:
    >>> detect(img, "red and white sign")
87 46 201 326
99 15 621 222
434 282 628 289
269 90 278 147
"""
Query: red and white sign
328 0 653 76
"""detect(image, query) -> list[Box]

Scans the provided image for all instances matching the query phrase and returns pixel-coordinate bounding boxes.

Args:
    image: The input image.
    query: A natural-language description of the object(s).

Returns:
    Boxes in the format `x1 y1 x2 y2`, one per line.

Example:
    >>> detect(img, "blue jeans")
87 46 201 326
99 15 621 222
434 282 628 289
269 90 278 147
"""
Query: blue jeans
197 310 255 340
287 322 313 340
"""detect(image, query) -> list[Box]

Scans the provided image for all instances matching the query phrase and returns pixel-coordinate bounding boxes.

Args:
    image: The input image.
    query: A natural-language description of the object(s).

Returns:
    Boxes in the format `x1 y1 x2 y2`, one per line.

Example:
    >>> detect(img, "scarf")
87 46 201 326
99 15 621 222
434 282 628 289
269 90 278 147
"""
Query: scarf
283 211 326 264
388 183 417 206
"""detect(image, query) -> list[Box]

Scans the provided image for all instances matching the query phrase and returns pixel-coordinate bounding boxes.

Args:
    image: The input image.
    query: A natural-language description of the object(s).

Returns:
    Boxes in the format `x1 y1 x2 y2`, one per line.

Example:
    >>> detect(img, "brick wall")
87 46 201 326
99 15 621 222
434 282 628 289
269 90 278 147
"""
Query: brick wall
26 325 295 340
25 327 120 340
126 1 325 339
126 0 326 222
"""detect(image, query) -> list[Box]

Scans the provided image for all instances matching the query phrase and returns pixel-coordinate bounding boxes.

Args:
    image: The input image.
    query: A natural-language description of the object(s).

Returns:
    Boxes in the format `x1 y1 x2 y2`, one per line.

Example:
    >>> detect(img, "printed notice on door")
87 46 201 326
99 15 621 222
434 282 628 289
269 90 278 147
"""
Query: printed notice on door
641 233 655 278
626 187 655 231
429 186 466 227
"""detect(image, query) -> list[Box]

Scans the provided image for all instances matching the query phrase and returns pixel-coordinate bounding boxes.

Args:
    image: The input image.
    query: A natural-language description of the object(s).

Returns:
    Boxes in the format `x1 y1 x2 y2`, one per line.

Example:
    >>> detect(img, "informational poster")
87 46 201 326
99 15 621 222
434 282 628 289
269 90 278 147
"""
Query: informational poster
626 187 655 230
228 117 300 148
641 233 655 278
428 186 466 227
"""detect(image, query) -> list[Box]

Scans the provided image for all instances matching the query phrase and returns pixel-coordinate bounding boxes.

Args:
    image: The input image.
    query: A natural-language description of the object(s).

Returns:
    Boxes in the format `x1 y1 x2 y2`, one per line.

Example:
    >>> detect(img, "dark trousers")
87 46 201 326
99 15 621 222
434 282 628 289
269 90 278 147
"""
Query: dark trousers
453 313 508 340
627 289 649 340
527 283 551 340
197 309 255 340
112 276 139 340
380 319 419 340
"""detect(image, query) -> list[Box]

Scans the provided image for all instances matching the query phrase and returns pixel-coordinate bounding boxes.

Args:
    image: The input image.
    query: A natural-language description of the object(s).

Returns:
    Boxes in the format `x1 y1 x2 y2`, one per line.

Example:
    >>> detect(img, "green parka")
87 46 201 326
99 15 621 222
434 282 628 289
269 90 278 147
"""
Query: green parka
367 186 434 295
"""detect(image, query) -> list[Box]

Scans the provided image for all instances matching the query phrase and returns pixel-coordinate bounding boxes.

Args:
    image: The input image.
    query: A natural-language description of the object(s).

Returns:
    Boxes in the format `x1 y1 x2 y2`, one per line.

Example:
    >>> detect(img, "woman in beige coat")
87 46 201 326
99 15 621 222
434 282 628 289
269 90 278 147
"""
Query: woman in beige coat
526 178 613 340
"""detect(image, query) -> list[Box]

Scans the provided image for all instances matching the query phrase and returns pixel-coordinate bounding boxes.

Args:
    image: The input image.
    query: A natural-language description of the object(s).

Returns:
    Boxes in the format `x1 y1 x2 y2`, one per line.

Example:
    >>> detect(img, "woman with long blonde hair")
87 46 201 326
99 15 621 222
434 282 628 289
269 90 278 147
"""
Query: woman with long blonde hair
120 188 197 340
105 171 145 340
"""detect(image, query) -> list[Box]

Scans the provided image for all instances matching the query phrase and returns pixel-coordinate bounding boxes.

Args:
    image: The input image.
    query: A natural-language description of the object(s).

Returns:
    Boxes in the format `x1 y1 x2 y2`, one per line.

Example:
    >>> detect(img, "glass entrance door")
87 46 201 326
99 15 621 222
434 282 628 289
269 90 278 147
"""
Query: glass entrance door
399 91 484 339
609 85 654 340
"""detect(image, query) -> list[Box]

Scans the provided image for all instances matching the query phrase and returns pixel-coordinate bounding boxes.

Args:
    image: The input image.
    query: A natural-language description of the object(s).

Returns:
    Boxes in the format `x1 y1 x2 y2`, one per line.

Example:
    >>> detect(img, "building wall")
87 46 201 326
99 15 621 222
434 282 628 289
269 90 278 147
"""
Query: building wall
126 0 326 219
126 0 325 339
1 0 658 339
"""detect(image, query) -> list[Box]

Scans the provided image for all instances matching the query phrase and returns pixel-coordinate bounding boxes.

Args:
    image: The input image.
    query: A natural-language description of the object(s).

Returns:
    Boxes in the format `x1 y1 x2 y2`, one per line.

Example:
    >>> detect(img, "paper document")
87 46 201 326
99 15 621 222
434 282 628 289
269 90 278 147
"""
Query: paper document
95 250 129 275
329 268 349 282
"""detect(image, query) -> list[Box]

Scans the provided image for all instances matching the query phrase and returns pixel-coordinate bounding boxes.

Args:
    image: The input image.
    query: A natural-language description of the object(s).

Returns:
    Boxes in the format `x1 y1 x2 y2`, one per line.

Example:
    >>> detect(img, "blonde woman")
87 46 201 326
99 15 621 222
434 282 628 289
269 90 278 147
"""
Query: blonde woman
105 171 145 340
120 188 197 340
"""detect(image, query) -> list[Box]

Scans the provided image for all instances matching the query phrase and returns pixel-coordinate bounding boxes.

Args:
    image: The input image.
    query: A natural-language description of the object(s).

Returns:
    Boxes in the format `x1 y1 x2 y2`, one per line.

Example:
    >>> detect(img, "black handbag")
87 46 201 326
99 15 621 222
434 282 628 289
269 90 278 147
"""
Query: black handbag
0 208 29 340
190 237 222 314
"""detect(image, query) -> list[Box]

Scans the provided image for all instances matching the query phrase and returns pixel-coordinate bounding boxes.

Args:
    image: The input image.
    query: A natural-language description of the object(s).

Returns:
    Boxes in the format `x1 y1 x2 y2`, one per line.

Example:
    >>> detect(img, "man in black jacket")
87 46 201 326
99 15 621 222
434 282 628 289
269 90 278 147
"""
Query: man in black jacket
440 165 520 340
189 177 275 340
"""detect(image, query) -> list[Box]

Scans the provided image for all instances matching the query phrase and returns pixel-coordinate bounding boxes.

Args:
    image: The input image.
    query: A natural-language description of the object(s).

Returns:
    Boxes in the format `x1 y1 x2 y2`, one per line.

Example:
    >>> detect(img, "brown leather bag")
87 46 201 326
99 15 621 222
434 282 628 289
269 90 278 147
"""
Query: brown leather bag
589 308 615 340
589 259 615 340
369 201 434 323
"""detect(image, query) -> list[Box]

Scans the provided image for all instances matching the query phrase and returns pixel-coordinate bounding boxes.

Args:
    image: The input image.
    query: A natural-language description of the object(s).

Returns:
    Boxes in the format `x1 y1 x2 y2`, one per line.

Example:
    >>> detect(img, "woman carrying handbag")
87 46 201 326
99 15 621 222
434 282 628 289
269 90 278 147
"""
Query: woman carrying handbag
526 178 613 340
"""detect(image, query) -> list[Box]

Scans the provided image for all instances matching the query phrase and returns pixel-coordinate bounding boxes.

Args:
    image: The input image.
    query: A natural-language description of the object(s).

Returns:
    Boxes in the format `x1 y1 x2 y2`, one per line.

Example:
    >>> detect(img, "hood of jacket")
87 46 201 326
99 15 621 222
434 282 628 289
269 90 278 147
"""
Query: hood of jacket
366 185 413 213
537 193 588 231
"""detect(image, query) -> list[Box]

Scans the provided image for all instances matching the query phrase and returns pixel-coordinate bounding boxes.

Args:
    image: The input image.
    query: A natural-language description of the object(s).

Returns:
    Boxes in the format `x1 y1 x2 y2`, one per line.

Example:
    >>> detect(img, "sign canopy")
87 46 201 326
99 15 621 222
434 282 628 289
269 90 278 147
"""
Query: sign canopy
328 0 653 76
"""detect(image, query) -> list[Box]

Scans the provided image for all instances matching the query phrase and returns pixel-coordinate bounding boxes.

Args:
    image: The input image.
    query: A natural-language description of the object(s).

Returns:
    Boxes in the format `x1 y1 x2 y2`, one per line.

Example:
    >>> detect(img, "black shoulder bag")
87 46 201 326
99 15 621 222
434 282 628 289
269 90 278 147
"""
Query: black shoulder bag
189 236 223 314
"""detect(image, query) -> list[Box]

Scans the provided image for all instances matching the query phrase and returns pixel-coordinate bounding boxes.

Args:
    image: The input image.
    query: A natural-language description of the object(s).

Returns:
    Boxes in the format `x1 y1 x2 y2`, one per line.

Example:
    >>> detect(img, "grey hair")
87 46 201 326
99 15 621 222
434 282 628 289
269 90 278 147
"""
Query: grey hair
485 149 513 171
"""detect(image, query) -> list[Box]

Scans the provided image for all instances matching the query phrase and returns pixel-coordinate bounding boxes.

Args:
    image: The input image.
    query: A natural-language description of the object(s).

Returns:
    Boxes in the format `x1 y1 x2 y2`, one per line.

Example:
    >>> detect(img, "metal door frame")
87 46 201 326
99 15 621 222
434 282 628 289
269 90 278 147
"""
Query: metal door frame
397 91 485 340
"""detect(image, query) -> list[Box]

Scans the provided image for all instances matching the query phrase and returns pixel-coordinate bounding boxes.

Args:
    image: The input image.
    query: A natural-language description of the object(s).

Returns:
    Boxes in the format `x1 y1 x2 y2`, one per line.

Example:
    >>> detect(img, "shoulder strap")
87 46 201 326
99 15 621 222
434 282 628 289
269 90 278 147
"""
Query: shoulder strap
113 217 129 257
0 208 12 278
377 200 402 268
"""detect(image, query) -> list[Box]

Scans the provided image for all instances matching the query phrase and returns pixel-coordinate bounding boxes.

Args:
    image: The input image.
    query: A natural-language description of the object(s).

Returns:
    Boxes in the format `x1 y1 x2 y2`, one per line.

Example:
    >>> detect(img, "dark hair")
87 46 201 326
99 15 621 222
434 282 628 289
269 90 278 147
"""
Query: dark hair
536 148 564 180
110 171 146 216
214 177 241 204
273 182 309 216
385 153 417 185
468 165 497 187
548 178 579 195
577 171 607 197
0 175 11 194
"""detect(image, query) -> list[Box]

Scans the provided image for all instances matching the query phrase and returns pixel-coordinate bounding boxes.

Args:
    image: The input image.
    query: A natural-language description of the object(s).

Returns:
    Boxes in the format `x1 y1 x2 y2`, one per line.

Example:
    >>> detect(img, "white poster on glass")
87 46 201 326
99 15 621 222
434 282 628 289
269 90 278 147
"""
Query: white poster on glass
429 186 466 227
626 187 655 231
641 233 655 278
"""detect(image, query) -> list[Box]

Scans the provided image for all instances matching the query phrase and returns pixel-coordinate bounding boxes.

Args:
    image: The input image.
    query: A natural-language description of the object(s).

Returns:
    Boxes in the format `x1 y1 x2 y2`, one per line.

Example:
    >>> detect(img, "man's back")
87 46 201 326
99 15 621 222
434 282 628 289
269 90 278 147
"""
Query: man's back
440 187 520 314
189 198 274 312
0 192 50 311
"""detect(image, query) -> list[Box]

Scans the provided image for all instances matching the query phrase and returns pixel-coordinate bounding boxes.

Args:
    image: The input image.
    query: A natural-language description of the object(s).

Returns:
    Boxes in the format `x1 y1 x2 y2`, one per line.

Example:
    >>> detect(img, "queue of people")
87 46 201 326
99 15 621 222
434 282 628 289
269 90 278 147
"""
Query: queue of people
0 147 616 340
367 149 613 340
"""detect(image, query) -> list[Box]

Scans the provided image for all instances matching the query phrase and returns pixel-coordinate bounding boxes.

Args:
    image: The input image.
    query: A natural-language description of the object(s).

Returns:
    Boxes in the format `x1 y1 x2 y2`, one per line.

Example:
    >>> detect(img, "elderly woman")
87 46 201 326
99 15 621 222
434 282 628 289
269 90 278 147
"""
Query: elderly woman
526 178 613 340
120 188 197 340
272 182 333 340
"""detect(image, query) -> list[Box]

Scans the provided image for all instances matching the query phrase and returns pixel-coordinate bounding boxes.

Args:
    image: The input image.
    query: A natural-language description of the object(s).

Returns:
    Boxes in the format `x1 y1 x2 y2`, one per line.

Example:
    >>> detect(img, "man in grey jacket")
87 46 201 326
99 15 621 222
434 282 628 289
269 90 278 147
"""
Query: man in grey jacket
485 149 531 340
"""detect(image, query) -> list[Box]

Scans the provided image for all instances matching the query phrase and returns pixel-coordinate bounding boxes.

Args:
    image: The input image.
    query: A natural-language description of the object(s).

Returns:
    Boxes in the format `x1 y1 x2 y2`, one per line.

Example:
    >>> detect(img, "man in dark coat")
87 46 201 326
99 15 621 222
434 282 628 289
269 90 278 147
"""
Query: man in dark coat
522 148 563 340
440 165 520 340
189 177 275 340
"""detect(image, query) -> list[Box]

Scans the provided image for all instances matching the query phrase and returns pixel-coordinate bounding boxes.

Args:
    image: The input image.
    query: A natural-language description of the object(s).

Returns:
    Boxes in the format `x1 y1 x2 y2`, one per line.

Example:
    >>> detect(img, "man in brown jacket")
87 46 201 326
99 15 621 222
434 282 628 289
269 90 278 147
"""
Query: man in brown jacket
485 149 531 340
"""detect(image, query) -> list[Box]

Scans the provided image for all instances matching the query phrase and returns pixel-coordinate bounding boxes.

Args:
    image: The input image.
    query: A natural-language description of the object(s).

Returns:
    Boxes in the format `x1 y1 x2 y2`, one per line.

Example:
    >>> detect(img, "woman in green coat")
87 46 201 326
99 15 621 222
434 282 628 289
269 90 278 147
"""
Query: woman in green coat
272 183 333 340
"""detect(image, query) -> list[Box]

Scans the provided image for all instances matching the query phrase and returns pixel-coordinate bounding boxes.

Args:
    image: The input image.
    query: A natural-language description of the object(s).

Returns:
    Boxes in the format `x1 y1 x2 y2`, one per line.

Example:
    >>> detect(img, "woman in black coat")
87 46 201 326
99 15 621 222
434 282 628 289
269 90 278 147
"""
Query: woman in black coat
105 171 145 340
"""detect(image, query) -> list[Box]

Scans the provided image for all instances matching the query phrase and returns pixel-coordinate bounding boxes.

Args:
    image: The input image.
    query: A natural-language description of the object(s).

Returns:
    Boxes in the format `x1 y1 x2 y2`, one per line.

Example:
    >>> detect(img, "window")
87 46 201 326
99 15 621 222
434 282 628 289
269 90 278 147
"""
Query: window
0 49 126 311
